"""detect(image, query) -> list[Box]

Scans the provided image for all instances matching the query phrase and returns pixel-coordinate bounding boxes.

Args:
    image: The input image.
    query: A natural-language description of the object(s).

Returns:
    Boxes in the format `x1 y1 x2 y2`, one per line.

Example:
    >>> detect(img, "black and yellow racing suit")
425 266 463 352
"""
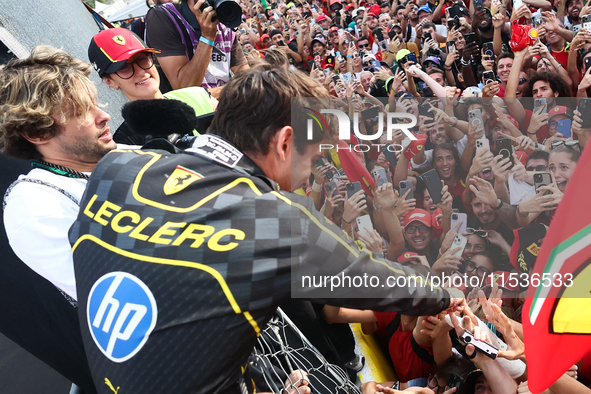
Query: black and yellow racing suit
70 135 451 394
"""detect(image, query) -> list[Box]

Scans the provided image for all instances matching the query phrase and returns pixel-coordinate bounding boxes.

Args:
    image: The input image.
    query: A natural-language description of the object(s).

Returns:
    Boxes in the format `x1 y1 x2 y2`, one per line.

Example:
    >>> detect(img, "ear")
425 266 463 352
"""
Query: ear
20 131 51 146
102 76 120 90
554 91 559 98
272 126 293 162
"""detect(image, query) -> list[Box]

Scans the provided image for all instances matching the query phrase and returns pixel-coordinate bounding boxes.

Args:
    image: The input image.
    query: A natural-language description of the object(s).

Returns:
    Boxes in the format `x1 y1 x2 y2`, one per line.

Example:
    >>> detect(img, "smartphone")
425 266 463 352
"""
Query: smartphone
534 172 552 195
423 32 432 42
388 30 397 40
324 181 343 205
473 0 484 9
372 167 388 186
465 32 476 46
483 70 496 85
372 59 382 69
476 136 490 155
451 234 468 257
534 97 547 114
406 53 417 64
451 213 468 234
420 169 443 204
513 0 523 11
315 157 329 168
361 106 380 122
356 214 374 238
468 109 485 136
461 329 499 359
332 75 340 85
482 42 495 61
346 181 363 198
447 40 456 53
576 98 591 128
399 180 414 200
446 374 464 390
574 24 583 38
419 102 434 118
326 168 339 182
382 144 398 167
583 14 591 32
495 138 514 168
585 56 591 71
557 119 572 139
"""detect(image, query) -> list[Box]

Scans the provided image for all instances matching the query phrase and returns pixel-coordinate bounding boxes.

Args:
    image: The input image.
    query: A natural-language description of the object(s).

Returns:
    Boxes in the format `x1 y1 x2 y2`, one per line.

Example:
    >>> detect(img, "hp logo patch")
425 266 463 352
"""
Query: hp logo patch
87 272 157 363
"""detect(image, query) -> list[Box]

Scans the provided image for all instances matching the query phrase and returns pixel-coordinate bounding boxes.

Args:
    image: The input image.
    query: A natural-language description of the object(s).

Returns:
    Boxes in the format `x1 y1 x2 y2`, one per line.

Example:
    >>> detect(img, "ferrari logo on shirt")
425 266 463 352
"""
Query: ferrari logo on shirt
163 165 203 195
527 242 540 256
112 35 126 45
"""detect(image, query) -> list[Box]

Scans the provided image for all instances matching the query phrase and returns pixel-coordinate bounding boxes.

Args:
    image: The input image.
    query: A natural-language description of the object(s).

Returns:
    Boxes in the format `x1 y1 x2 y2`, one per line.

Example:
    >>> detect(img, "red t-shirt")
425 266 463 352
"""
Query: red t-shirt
373 311 436 382
521 109 550 143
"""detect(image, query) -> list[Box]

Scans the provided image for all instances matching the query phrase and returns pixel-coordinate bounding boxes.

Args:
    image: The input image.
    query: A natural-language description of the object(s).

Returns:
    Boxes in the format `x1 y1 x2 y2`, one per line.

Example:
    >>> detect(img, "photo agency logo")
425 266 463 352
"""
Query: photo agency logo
303 107 417 152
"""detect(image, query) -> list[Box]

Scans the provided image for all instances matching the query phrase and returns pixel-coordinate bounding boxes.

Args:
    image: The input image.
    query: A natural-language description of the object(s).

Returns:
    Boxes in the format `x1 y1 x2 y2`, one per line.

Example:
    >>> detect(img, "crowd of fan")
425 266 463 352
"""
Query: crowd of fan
224 0 591 392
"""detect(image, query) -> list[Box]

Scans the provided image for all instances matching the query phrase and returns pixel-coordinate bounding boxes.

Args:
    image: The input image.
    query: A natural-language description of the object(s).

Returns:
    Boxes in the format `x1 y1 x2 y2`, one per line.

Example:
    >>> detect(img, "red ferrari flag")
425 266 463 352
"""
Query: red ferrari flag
523 146 591 393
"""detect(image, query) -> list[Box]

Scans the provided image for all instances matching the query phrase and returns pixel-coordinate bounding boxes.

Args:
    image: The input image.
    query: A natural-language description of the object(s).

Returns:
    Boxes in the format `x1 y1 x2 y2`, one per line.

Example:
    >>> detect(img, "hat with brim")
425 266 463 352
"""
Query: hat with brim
89 27 161 77
424 56 441 66
311 36 326 47
461 370 484 394
395 48 411 62
404 208 432 228
548 105 573 119
317 14 328 22
418 5 432 14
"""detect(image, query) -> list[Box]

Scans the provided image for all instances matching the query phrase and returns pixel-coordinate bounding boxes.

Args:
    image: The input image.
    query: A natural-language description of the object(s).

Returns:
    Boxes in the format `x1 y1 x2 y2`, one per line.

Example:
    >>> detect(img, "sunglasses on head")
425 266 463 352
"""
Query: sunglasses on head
526 164 547 172
551 140 580 150
466 227 488 238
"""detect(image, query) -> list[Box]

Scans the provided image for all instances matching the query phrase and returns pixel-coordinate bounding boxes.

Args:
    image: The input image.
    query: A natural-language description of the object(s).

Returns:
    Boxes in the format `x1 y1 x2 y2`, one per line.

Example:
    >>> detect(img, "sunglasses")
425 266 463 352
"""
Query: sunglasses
115 53 155 80
358 43 370 48
466 227 487 238
526 164 548 172
551 140 580 150
405 225 430 234
518 77 528 84
464 260 492 278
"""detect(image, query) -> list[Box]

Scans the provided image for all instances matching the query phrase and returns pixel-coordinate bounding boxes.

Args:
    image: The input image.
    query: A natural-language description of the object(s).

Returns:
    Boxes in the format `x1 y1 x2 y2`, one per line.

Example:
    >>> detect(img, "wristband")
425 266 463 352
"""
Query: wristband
517 204 529 217
445 67 452 71
448 117 458 127
342 217 353 225
527 130 538 135
491 198 504 210
460 58 470 66
199 36 215 47
578 85 588 91
347 55 353 58
441 214 451 219
312 181 322 193
373 202 383 211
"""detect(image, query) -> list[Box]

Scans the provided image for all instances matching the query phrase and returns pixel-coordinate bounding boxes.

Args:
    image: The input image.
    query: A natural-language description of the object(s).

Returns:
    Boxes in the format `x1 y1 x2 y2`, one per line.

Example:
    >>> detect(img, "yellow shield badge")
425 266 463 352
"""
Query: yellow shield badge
163 165 203 195
112 35 126 45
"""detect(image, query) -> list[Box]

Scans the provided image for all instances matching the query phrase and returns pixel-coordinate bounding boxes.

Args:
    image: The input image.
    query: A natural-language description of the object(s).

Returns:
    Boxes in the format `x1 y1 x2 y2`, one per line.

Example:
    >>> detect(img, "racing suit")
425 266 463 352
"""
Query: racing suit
70 135 452 394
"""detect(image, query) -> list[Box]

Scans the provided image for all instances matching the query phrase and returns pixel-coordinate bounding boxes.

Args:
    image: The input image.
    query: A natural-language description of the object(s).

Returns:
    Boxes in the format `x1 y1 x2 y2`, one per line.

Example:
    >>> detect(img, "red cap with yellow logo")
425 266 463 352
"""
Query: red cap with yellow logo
88 28 161 77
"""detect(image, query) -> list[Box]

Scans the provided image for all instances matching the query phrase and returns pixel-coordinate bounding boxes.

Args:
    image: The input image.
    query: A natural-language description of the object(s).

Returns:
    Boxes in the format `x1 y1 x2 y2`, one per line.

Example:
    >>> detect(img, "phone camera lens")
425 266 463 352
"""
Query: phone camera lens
464 336 471 342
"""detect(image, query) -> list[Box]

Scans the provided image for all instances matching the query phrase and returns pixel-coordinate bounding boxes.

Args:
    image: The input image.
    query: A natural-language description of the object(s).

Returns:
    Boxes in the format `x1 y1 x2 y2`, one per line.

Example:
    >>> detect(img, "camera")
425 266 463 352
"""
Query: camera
199 0 243 29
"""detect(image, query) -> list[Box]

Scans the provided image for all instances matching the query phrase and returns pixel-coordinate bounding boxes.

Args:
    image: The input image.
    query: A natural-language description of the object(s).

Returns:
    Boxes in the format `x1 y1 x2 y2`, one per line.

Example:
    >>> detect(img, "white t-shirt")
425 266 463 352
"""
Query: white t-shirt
4 169 88 300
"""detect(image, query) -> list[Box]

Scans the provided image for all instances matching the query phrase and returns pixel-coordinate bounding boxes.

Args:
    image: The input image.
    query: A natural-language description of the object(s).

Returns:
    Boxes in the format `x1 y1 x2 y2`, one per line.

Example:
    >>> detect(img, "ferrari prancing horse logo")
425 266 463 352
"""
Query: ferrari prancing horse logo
112 35 126 45
163 165 204 195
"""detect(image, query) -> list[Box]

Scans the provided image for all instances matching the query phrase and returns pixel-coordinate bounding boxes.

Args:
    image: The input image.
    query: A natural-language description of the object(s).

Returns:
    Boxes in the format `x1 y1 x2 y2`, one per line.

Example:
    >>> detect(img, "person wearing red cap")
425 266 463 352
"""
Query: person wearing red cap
403 208 441 264
360 4 381 47
144 0 249 96
89 28 218 143
316 14 331 30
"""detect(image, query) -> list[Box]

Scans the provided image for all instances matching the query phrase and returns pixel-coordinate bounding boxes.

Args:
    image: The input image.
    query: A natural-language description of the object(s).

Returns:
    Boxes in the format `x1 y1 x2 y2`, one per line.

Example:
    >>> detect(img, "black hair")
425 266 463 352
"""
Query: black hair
523 72 572 98
526 150 549 165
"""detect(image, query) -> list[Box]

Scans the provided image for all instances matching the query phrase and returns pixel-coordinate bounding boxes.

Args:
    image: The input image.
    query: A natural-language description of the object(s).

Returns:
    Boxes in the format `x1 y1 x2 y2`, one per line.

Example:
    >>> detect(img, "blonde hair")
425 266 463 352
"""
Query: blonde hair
0 45 97 159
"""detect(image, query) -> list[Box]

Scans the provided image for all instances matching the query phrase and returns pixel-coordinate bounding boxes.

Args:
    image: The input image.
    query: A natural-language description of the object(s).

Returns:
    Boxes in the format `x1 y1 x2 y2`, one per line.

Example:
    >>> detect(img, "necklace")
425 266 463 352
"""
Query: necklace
31 160 89 179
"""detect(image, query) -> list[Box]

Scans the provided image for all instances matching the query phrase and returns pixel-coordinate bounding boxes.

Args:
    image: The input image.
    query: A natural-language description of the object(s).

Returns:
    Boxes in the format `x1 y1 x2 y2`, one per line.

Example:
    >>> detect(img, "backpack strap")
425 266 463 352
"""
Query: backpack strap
159 4 195 60
3 178 81 210
385 313 402 343
410 335 436 365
